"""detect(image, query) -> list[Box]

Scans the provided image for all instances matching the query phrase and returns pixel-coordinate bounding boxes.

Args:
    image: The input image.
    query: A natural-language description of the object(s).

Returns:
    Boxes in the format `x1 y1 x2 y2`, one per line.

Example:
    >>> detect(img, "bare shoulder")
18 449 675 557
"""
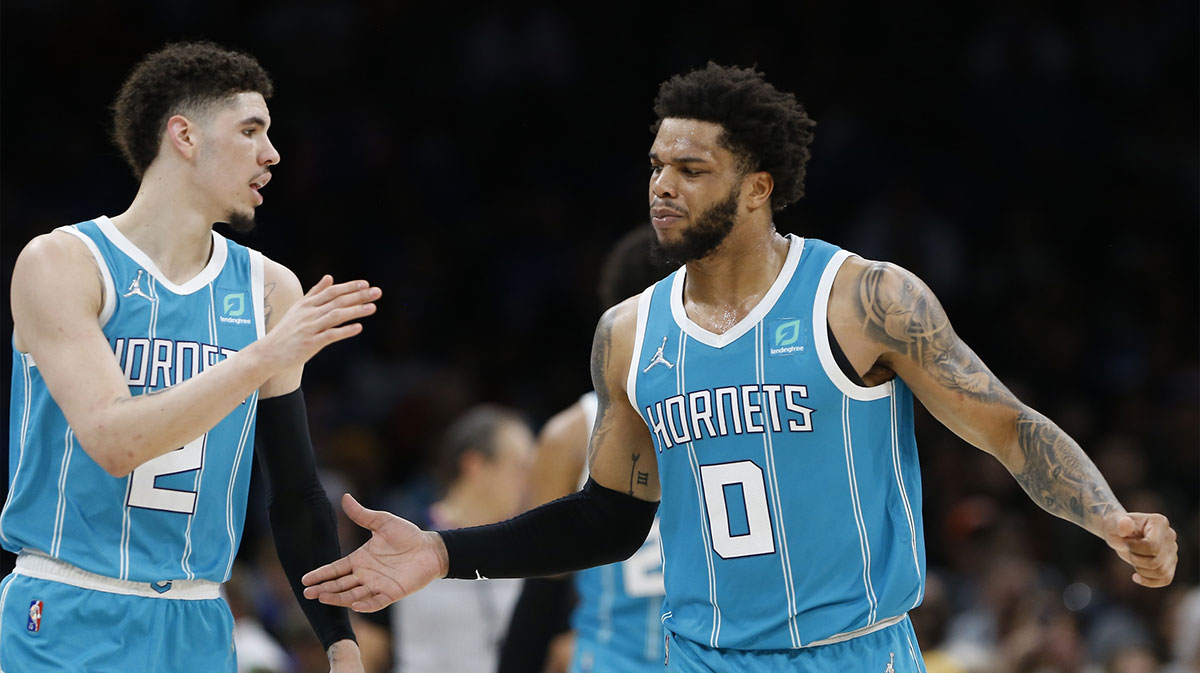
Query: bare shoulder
260 256 303 331
591 295 641 390
12 231 105 348
15 230 99 275
598 294 641 348
829 255 949 359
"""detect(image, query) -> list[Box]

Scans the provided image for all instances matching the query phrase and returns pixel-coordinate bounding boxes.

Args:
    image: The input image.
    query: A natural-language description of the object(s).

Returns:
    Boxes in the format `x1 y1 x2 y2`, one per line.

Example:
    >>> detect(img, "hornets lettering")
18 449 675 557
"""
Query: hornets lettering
643 383 816 451
112 337 238 388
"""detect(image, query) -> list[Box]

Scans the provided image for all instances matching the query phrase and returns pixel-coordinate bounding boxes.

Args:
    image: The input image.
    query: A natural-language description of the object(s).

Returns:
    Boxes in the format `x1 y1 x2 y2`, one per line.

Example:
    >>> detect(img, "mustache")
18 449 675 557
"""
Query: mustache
650 199 687 215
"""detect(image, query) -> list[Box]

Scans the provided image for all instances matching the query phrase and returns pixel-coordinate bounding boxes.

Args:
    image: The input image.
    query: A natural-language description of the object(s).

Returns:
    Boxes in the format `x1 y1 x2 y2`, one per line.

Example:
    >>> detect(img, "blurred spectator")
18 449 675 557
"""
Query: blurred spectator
389 406 534 673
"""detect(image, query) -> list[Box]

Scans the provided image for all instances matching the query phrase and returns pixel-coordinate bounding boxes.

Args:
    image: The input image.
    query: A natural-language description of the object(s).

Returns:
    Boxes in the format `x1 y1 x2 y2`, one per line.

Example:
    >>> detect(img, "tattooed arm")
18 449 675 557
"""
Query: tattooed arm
828 256 1177 588
585 298 661 502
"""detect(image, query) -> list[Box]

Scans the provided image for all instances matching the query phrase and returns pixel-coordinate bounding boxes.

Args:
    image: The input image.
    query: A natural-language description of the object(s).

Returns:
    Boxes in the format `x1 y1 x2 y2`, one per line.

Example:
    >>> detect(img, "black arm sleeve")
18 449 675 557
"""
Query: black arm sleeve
255 389 356 649
440 478 658 580
496 576 575 673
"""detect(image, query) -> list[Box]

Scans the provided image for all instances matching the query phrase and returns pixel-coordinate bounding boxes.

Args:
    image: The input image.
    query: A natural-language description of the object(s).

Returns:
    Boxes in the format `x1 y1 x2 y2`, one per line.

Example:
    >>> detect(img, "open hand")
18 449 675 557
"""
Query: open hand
263 276 381 371
302 493 448 612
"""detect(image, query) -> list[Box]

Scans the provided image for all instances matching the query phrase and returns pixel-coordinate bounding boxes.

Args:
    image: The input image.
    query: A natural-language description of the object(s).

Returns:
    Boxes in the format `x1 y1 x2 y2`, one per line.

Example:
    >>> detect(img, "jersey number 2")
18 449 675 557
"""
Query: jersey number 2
622 518 666 597
126 435 206 514
699 460 776 559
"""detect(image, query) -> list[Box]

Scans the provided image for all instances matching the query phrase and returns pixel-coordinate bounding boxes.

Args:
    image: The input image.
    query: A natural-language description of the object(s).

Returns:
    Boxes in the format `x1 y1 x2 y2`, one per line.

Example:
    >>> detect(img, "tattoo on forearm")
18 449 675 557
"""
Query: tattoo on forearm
856 263 1003 401
856 263 1120 533
1013 411 1119 528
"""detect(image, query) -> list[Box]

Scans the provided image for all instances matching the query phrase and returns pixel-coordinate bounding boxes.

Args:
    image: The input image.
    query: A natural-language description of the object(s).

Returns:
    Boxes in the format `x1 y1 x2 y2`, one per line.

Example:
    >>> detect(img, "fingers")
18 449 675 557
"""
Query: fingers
1110 512 1178 589
351 594 397 614
304 274 334 297
302 556 357 587
305 279 382 309
341 492 397 532
1114 514 1136 538
315 584 378 609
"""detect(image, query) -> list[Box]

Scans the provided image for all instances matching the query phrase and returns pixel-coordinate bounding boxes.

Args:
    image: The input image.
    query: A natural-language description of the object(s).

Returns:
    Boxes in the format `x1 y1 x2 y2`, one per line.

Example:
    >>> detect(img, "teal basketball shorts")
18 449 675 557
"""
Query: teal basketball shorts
665 614 926 672
0 553 235 673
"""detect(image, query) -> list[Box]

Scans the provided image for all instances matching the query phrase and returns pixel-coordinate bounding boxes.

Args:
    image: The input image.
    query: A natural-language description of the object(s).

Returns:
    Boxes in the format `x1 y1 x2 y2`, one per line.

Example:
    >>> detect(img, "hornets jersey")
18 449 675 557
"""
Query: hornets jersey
571 393 665 672
628 235 925 650
2 215 265 584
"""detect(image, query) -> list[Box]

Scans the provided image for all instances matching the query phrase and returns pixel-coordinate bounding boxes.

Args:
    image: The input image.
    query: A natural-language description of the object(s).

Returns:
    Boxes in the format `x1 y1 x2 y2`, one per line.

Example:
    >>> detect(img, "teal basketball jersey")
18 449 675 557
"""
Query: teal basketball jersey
628 235 925 650
571 393 665 671
2 216 265 584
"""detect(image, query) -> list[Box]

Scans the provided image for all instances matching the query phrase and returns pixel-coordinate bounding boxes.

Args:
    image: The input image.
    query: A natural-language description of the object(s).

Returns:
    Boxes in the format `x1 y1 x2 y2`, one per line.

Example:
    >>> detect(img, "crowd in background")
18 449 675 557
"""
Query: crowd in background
2 2 1196 672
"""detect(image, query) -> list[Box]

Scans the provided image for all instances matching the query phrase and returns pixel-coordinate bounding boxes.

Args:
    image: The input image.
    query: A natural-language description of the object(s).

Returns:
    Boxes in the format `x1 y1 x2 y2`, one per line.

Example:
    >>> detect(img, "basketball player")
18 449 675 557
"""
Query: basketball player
303 64 1178 671
499 228 676 673
1 43 377 672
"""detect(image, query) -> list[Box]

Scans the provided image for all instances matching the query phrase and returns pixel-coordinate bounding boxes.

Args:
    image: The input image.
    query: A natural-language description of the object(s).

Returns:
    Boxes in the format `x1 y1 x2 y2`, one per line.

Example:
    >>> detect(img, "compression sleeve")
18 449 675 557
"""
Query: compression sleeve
256 389 356 649
440 478 658 580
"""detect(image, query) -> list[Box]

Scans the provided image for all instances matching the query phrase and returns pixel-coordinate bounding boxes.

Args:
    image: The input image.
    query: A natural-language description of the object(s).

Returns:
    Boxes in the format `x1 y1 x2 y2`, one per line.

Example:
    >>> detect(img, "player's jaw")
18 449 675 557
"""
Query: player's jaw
650 185 740 265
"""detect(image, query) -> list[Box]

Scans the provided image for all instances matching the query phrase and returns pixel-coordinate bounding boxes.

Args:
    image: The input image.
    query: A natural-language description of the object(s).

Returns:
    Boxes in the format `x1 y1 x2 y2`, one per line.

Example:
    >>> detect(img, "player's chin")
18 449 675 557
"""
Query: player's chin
225 208 258 233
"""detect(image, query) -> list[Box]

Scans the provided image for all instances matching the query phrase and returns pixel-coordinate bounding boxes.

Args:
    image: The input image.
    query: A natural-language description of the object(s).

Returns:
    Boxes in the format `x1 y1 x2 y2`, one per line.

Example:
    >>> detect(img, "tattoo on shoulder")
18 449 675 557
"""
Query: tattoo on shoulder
263 281 277 324
856 262 1005 402
1013 410 1119 527
587 311 617 466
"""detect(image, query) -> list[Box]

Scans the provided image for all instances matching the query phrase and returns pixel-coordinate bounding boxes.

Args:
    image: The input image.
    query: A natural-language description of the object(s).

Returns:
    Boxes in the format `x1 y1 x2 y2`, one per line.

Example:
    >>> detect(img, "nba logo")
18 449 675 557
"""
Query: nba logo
27 600 43 632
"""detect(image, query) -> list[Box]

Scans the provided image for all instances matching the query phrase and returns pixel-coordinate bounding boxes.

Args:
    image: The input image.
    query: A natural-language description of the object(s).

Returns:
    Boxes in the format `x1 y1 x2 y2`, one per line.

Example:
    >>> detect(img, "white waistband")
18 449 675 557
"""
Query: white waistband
14 553 221 601
805 613 907 648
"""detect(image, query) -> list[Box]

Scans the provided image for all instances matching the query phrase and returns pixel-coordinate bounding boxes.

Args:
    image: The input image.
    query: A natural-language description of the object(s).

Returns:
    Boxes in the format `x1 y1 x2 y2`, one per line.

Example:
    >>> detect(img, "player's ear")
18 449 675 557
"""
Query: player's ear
164 114 198 160
743 170 774 211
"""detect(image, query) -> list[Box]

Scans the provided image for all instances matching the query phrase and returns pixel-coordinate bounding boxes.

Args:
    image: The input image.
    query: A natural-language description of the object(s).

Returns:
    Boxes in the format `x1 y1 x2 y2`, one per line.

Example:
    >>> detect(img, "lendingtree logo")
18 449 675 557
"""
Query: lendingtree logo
769 318 805 356
223 293 245 316
219 292 251 325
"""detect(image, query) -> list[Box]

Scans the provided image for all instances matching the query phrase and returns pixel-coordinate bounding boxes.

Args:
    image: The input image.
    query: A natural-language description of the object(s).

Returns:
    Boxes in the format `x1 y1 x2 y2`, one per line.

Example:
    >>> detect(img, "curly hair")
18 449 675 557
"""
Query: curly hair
653 62 817 212
111 41 273 179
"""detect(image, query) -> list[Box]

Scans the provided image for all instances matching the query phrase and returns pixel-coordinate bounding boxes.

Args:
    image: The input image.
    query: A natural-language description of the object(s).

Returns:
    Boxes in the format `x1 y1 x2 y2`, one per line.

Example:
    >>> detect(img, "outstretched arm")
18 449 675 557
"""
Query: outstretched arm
301 297 659 611
9 231 380 477
830 257 1177 588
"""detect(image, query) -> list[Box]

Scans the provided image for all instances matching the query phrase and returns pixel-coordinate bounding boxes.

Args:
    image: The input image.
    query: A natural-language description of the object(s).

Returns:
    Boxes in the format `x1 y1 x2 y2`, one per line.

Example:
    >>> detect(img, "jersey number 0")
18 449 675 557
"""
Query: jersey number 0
700 460 776 559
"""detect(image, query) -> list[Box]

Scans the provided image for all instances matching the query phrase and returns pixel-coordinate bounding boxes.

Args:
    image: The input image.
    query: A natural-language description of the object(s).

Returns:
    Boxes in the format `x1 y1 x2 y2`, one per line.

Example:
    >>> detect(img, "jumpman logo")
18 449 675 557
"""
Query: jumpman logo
123 269 154 301
884 652 895 673
642 336 675 373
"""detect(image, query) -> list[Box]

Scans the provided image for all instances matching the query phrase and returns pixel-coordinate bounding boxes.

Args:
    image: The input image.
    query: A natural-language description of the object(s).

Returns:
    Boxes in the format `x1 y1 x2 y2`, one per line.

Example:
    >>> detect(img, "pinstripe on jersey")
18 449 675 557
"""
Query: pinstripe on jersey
2 216 265 584
628 235 925 650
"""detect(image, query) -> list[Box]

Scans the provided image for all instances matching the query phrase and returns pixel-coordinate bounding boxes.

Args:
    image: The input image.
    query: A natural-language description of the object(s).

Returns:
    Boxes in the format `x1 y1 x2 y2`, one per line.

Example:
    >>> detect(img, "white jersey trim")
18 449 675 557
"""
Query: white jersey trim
813 250 892 401
670 235 805 349
250 250 266 339
15 552 221 600
805 613 906 648
626 286 655 412
94 215 229 296
0 354 35 544
57 225 117 328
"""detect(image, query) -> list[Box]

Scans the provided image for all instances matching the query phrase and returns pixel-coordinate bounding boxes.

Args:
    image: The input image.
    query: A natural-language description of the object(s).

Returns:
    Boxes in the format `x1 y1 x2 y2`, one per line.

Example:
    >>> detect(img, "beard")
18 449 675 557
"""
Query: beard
224 210 257 234
651 185 740 266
